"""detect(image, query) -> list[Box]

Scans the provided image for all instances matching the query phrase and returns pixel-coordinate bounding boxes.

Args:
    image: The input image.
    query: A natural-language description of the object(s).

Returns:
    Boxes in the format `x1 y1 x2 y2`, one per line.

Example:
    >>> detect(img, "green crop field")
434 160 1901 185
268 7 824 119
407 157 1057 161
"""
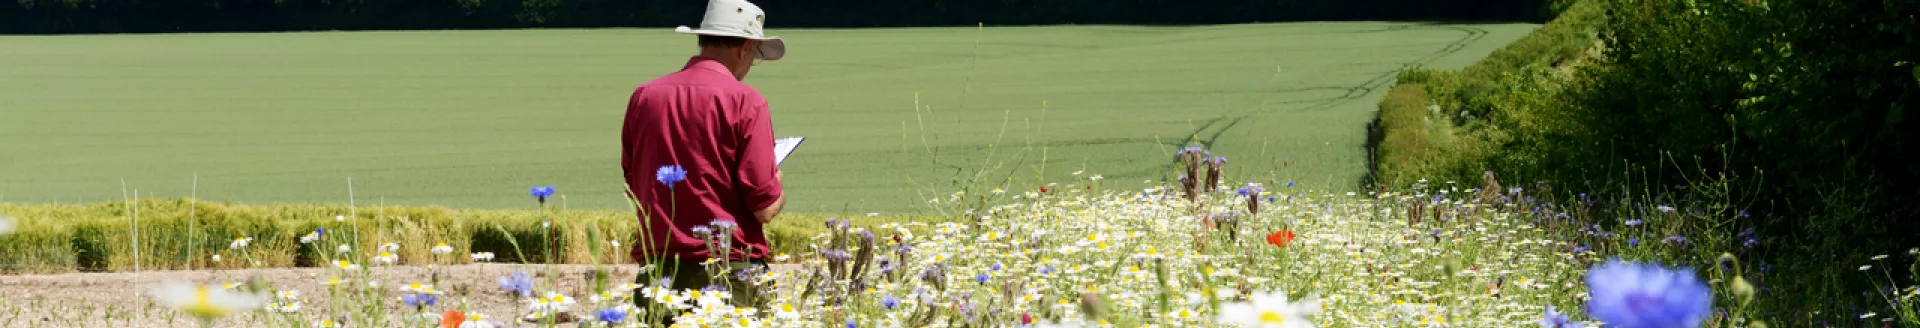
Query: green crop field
0 23 1535 213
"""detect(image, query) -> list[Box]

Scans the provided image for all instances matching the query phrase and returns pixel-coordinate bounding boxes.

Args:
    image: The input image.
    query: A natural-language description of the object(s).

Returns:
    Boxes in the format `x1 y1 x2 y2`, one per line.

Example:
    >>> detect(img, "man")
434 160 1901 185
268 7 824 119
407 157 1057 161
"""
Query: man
620 0 787 318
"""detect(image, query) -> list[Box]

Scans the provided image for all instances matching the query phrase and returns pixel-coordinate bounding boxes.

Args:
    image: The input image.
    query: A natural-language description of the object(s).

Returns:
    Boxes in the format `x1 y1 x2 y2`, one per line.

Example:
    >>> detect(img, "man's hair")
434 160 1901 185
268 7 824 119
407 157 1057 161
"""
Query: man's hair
698 35 749 48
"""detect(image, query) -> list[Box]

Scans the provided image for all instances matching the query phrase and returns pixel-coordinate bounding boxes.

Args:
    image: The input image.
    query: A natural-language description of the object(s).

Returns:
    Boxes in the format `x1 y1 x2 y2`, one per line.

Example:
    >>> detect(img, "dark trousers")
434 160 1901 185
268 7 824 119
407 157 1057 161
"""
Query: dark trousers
633 258 765 324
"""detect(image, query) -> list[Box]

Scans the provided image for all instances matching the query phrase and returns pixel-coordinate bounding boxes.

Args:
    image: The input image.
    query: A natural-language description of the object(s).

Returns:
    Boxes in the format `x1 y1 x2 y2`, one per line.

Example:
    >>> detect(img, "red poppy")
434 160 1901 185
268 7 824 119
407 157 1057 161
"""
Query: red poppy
1040 186 1050 193
1265 230 1296 247
440 310 466 328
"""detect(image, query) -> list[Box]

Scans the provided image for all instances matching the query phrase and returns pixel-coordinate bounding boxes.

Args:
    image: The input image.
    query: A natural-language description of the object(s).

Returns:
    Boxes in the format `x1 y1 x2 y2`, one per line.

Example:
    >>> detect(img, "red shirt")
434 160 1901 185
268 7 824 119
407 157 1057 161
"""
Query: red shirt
622 56 782 262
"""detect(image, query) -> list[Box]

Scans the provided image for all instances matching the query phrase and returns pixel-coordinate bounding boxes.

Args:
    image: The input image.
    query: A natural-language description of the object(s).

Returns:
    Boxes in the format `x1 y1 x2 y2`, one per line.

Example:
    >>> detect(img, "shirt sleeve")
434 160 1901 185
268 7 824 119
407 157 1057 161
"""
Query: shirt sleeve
621 88 641 179
734 94 783 212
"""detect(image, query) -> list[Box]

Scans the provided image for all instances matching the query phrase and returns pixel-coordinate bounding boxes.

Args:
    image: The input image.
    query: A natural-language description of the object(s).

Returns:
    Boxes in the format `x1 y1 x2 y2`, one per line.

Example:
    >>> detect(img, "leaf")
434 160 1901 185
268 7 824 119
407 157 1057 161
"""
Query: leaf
1912 66 1919 84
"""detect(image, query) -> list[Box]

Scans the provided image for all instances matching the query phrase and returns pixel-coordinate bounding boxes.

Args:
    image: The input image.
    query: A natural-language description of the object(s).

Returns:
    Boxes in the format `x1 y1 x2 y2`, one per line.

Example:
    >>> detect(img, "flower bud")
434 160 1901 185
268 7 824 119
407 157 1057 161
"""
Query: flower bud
1730 276 1755 305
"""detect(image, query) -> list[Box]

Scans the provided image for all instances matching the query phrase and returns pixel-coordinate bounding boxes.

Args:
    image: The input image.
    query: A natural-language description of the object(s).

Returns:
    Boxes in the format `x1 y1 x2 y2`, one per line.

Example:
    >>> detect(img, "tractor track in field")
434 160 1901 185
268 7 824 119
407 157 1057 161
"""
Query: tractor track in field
1161 24 1490 178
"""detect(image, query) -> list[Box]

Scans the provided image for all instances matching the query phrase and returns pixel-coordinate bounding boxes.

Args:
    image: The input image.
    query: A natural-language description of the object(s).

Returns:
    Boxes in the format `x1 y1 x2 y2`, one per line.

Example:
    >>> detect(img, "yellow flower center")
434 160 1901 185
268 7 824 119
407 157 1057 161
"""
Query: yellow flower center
180 287 229 319
1259 311 1285 323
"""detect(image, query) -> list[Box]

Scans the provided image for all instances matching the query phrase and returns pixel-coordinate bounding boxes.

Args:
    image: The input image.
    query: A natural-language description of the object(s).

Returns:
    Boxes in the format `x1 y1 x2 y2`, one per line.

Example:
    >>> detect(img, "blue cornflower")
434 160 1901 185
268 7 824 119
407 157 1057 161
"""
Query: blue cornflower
880 295 900 309
1585 258 1713 328
1286 181 1295 188
990 263 1002 271
1629 238 1639 246
498 271 534 297
402 293 438 308
846 320 857 328
595 308 628 323
529 185 555 203
1573 244 1591 254
1040 267 1053 275
1538 305 1581 327
655 165 688 189
975 273 989 284
315 227 325 237
1266 196 1277 202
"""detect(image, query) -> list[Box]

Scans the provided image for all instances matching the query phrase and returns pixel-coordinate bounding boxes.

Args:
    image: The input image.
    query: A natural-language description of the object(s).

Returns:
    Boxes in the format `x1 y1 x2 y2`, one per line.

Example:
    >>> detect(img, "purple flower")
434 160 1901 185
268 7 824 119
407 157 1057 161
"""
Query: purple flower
498 271 534 297
1208 156 1228 165
710 220 737 232
690 225 713 239
1624 219 1643 227
1655 205 1675 213
595 308 628 323
1236 185 1264 196
1664 235 1689 245
655 165 688 189
823 249 852 261
1585 258 1713 328
1539 305 1581 327
880 295 900 309
402 293 438 308
529 185 555 203
1179 146 1209 157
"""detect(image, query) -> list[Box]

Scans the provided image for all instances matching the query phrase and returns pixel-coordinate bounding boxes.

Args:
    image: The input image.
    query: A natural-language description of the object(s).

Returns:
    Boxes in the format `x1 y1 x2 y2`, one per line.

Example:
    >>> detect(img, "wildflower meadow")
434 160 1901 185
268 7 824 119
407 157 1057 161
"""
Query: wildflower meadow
4 146 1912 328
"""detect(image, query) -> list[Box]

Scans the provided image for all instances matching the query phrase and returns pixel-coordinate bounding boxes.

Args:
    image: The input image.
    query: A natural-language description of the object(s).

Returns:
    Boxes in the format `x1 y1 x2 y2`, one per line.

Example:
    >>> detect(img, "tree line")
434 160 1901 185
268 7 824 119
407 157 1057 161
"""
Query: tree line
2 0 1551 34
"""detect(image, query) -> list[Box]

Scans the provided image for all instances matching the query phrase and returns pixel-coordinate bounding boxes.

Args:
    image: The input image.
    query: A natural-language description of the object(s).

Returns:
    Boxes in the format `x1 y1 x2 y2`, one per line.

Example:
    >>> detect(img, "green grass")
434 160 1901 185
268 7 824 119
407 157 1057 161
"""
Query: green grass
0 23 1536 213
1370 0 1601 186
0 200 922 272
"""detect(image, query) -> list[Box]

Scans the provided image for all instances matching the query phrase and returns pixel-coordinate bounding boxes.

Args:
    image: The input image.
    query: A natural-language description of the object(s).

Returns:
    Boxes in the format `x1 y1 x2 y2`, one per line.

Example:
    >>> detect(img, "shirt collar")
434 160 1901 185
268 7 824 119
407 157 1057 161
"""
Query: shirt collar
684 56 734 76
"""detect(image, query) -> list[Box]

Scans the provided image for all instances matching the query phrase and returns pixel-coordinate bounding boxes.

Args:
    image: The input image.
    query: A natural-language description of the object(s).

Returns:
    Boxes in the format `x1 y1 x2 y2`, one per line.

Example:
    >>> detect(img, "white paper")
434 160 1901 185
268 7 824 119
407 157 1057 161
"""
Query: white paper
773 137 804 166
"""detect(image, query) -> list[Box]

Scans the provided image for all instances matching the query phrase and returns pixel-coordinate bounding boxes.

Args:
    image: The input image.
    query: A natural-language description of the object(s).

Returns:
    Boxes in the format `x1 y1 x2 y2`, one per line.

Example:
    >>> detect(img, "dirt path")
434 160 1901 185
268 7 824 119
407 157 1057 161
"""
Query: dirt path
0 263 801 327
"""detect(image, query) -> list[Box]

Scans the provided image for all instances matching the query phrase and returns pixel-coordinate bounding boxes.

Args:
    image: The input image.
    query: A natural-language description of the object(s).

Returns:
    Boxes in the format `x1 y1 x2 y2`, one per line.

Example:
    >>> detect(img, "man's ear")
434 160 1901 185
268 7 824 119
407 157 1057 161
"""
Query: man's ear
738 40 757 61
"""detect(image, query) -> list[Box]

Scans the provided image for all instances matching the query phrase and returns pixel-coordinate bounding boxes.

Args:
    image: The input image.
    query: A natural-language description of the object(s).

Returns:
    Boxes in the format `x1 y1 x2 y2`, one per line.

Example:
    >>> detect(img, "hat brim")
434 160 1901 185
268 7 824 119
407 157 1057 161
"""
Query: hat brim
676 26 785 61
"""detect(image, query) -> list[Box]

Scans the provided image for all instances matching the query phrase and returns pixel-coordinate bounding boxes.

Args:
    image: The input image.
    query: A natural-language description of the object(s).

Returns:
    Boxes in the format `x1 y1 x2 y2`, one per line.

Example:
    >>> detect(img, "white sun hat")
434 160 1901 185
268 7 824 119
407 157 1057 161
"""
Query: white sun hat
675 0 786 61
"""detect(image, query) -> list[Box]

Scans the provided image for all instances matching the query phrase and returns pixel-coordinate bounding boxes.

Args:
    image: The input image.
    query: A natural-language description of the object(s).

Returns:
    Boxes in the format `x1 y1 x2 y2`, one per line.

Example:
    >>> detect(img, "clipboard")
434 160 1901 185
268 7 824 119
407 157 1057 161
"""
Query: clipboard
773 137 804 166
